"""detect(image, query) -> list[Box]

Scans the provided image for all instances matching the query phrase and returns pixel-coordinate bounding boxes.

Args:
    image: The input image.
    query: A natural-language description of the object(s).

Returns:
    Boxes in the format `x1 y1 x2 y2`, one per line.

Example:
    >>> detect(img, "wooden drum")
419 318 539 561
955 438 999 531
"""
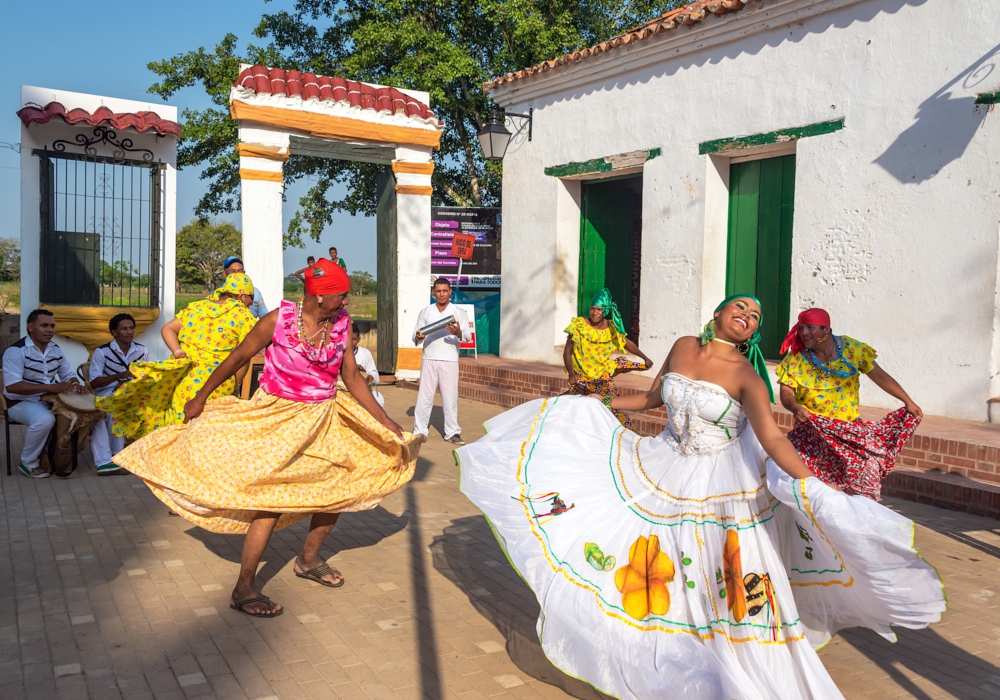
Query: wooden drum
41 392 104 475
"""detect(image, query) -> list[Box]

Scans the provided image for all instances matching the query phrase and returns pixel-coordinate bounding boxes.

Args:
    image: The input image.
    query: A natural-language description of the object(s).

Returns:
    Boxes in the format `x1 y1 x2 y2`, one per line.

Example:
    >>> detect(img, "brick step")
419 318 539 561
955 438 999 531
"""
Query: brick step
883 469 1000 519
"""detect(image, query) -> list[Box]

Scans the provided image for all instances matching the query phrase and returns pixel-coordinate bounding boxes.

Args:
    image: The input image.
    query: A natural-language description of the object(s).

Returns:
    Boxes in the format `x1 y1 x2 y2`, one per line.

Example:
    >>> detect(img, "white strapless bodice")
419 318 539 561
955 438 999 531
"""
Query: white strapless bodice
660 373 747 455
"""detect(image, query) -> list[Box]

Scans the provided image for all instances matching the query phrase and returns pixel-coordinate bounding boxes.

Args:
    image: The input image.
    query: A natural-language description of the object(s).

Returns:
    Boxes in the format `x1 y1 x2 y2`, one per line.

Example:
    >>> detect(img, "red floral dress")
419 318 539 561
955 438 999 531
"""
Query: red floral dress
775 337 919 500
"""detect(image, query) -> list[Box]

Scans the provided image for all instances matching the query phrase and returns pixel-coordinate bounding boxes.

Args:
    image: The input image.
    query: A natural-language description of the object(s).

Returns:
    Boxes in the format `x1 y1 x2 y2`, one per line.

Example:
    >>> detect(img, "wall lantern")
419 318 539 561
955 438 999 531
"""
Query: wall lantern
477 109 533 161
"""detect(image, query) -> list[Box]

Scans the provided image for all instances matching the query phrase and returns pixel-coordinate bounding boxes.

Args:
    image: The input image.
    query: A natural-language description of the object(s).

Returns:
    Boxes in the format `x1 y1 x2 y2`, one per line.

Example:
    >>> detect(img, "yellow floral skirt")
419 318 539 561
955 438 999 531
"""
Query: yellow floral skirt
112 389 422 534
95 358 235 439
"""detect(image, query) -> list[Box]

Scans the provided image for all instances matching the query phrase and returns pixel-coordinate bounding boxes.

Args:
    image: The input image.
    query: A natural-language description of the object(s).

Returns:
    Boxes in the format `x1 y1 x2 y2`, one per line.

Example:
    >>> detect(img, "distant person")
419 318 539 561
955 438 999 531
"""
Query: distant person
351 322 383 407
2 309 86 478
89 313 149 475
224 256 268 318
294 256 317 281
412 278 469 444
328 247 347 270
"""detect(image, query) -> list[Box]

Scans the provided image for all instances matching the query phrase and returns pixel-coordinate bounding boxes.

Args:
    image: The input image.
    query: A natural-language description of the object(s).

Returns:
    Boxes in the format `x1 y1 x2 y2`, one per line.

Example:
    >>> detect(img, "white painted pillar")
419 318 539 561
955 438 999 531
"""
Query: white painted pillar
238 154 285 310
393 146 434 379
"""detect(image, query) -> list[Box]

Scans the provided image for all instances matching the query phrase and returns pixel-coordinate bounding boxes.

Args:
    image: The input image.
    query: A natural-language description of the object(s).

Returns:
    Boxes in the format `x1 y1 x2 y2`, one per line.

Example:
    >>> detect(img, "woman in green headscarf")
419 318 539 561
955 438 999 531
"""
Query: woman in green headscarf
96 273 259 438
562 288 653 427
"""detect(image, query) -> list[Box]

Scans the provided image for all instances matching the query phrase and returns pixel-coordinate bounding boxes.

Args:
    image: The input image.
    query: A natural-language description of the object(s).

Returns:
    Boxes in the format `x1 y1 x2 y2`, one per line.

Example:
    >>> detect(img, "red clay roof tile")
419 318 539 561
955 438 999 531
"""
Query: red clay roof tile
484 0 755 93
16 102 181 137
234 65 441 125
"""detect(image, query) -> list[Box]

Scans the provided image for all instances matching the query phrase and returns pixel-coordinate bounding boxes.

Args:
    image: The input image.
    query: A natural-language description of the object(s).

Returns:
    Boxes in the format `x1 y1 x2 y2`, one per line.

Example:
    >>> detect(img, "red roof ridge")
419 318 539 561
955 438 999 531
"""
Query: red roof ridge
232 65 442 127
484 0 756 93
16 102 181 137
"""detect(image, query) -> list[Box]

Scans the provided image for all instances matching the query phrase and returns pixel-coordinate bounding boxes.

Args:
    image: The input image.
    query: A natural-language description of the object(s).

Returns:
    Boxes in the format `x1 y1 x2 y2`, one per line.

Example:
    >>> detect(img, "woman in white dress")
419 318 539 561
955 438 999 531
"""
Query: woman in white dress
455 294 945 700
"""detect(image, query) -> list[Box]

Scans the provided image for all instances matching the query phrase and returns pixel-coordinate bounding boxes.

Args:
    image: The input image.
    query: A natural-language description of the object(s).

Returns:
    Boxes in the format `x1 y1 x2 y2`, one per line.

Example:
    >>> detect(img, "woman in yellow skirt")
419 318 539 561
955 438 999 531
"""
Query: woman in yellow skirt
113 259 421 617
96 273 258 438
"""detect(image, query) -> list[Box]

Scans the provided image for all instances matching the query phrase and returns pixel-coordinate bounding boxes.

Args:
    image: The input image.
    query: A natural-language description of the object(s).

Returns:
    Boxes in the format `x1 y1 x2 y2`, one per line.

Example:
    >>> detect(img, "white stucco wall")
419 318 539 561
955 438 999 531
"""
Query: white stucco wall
492 0 1000 421
19 86 177 370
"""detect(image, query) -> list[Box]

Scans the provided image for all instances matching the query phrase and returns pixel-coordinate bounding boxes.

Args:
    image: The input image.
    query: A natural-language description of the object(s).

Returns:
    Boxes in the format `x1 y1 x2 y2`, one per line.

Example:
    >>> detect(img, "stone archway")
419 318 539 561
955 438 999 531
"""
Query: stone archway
230 65 442 376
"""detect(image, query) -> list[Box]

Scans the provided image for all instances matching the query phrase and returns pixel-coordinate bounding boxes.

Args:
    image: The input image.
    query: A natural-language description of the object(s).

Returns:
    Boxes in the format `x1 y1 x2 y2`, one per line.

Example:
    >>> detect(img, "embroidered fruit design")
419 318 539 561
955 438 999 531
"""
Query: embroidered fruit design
584 543 616 572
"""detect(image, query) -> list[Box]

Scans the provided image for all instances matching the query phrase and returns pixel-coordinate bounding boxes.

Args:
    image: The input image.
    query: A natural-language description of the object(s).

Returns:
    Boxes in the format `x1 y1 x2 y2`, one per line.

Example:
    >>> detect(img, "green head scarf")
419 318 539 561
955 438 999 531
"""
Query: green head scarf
590 288 626 335
700 293 774 403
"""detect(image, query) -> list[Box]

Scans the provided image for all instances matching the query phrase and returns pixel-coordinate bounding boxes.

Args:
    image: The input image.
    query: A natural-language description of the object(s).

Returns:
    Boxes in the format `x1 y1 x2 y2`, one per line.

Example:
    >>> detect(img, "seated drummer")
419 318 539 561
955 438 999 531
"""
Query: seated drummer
2 309 86 479
89 313 149 476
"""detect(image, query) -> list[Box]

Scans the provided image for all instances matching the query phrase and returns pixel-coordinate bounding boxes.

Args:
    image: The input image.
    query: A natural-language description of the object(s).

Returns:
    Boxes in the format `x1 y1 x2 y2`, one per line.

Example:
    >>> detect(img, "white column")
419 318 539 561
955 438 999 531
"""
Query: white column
395 191 431 378
239 159 284 311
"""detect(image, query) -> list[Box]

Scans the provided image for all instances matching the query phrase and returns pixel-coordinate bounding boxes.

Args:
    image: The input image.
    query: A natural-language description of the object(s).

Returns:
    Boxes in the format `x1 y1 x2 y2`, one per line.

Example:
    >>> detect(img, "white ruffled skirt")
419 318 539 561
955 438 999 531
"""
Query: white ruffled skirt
455 396 945 699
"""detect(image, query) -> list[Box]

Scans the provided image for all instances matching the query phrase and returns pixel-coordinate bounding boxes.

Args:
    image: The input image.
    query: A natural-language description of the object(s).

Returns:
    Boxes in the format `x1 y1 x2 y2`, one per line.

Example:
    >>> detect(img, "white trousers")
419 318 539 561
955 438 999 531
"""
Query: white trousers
7 400 55 469
413 359 460 439
91 413 125 466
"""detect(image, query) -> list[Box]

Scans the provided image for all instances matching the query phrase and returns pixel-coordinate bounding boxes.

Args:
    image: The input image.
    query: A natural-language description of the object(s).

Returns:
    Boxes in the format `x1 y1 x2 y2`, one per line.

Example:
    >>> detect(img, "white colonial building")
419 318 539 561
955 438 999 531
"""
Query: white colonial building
489 0 1000 421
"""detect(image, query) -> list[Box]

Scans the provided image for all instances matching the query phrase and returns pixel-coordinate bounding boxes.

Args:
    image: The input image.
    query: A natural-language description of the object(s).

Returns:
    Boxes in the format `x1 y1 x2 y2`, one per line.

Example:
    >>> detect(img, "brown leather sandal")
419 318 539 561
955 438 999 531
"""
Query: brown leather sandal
294 558 345 588
230 592 283 618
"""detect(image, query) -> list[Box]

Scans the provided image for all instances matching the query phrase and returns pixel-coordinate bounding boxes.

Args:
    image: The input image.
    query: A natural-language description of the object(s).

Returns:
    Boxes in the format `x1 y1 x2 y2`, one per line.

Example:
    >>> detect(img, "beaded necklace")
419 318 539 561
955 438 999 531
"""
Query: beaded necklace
805 335 857 378
296 301 330 361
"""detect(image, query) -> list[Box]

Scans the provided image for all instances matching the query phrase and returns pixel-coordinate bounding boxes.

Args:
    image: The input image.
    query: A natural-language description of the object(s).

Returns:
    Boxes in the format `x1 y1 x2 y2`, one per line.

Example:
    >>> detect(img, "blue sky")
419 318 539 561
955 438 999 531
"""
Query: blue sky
0 0 376 277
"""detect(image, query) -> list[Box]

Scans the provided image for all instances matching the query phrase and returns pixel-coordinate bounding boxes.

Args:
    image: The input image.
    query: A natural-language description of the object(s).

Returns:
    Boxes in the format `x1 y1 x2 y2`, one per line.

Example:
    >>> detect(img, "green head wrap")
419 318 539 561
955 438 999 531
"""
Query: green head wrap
589 288 626 335
700 293 774 403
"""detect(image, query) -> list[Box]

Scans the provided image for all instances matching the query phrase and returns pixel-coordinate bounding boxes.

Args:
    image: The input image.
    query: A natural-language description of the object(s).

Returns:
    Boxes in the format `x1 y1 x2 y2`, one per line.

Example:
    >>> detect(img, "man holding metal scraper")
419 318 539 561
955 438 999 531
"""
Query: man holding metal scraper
412 278 470 445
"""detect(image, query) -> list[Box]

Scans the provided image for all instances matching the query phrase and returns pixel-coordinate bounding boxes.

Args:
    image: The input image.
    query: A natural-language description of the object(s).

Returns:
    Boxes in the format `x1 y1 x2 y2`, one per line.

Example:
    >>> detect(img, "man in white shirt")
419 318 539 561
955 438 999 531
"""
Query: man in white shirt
224 256 268 319
412 278 470 444
351 323 383 407
2 309 86 478
89 313 149 475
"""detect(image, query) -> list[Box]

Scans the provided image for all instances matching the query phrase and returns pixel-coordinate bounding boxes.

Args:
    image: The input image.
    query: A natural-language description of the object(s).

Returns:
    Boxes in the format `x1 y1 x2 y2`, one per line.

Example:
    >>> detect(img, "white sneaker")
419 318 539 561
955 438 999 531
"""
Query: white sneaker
18 463 50 479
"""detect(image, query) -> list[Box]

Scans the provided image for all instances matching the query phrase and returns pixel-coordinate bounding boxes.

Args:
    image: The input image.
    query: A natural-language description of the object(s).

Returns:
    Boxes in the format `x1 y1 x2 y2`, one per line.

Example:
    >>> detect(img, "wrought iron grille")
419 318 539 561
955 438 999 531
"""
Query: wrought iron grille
37 146 163 307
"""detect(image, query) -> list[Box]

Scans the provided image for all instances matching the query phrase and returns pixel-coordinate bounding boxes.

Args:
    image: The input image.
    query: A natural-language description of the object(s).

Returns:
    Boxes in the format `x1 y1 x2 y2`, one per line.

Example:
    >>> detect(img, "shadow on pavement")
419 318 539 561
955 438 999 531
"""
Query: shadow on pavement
430 514 613 700
181 504 410 588
841 626 1000 699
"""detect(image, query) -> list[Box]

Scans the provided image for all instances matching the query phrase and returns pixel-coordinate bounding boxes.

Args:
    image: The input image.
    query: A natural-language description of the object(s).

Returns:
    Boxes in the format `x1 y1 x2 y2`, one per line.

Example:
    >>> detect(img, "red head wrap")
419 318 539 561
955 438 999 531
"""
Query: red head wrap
780 308 832 356
303 258 350 296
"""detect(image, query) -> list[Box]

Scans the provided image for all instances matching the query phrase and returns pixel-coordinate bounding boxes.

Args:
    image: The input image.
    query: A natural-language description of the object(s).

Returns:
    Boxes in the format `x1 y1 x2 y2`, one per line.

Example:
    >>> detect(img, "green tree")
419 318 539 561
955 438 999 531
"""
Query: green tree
176 219 242 291
349 270 375 296
0 237 20 282
147 1 684 248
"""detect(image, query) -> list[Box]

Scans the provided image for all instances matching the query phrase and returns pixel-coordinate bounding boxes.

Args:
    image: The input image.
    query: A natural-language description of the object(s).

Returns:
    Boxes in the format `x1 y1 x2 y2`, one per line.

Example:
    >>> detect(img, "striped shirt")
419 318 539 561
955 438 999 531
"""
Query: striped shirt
89 341 149 397
2 337 74 402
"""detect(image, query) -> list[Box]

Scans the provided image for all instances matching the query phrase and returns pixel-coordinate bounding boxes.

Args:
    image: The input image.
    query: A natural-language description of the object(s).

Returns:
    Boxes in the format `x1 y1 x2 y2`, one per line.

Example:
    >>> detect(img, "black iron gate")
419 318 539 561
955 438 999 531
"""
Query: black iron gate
36 130 163 307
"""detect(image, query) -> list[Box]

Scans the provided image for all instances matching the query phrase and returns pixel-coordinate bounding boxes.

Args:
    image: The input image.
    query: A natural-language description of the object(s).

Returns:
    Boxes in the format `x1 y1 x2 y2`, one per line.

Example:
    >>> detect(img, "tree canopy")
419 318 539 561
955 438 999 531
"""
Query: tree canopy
149 1 684 248
175 219 243 290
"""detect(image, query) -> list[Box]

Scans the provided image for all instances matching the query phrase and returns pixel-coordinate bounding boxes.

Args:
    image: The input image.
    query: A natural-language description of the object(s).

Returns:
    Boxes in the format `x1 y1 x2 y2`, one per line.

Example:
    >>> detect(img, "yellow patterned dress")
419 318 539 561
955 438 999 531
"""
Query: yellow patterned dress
565 316 646 427
96 297 257 439
112 301 421 534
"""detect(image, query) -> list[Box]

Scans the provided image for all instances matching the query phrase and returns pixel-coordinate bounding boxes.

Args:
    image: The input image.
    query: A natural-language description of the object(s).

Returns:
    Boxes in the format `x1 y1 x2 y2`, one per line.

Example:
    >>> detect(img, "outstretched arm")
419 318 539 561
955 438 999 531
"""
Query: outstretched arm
742 374 816 481
341 331 403 437
161 318 185 358
603 357 669 412
866 362 922 418
623 338 653 368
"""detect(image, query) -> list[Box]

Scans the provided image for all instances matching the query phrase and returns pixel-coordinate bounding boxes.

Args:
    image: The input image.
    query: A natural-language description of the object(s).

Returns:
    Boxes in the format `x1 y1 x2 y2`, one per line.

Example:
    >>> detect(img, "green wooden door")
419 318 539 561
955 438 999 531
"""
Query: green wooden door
726 155 795 359
375 169 398 374
578 179 639 335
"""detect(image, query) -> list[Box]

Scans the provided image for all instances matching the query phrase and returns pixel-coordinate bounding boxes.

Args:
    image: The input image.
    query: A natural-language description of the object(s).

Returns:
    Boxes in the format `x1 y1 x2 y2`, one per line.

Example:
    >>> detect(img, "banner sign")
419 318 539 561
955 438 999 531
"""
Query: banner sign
431 207 501 288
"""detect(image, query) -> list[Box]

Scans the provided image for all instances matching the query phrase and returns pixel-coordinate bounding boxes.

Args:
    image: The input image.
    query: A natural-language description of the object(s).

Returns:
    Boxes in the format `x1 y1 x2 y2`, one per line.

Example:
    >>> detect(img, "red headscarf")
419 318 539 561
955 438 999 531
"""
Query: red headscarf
780 308 832 356
303 258 351 296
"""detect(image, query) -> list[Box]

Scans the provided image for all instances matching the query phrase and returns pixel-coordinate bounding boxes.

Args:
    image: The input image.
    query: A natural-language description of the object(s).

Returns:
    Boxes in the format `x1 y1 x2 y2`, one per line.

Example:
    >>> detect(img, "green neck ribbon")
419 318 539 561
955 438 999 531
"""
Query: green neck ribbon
702 293 774 403
590 288 626 335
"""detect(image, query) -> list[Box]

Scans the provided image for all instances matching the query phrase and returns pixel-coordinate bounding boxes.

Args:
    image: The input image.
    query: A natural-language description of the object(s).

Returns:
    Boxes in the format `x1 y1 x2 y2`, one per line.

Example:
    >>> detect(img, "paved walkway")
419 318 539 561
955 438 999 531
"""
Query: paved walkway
1 386 998 700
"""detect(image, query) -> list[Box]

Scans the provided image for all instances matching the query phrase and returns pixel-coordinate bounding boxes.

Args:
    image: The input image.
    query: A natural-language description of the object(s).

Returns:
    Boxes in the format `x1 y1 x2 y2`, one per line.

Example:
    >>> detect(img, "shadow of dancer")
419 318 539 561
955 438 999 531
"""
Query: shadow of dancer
181 505 409 589
841 626 1000 699
430 515 614 700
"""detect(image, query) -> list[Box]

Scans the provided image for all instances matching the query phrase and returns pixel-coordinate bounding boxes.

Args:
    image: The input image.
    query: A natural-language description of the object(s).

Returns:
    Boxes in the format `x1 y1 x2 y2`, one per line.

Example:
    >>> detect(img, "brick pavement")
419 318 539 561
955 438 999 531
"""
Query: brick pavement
0 386 998 699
